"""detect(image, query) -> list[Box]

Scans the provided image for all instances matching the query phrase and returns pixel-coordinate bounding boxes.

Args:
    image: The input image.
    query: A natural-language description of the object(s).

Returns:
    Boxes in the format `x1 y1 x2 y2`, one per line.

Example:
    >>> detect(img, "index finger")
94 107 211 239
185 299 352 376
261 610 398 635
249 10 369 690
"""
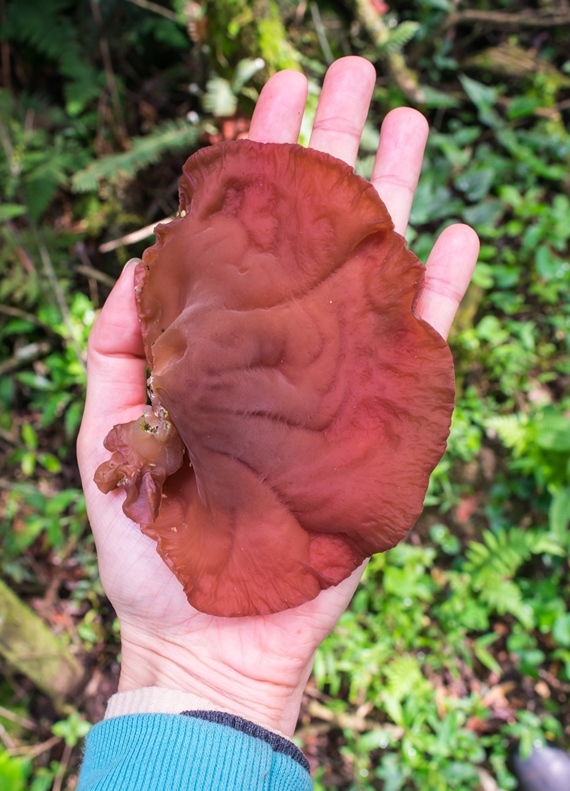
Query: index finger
248 69 308 143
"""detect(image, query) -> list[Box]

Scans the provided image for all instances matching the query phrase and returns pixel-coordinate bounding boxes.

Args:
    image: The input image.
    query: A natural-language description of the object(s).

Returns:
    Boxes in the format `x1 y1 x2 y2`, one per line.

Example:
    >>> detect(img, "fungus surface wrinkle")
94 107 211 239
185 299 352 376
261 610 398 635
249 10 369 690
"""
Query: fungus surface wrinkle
94 139 455 617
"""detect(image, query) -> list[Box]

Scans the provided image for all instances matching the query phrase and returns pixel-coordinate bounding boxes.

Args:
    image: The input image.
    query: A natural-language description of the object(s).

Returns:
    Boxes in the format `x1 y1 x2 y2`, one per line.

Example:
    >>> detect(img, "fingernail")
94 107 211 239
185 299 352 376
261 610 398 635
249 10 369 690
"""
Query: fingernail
124 257 141 270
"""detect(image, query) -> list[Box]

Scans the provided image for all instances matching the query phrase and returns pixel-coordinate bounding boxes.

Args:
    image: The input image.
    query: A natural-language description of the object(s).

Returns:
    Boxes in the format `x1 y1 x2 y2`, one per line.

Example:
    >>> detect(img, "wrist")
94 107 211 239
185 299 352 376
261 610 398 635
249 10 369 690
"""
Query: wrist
117 630 312 736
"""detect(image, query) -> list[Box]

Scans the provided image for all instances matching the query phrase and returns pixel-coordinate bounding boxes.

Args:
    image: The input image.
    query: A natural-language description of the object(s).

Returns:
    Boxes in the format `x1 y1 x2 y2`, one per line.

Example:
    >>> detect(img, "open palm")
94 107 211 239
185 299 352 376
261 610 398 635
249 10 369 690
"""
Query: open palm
77 56 479 735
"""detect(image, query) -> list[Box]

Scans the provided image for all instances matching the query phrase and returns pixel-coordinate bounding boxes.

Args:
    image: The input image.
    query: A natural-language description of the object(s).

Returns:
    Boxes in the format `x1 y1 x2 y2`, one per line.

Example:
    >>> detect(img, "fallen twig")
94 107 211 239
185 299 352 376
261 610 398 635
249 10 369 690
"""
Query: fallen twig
125 0 179 22
0 341 51 377
98 217 174 252
90 0 129 148
75 263 116 288
351 0 426 103
539 667 570 693
444 8 570 29
0 722 17 751
310 2 334 64
0 704 35 730
52 741 72 791
0 304 48 328
8 735 61 759
304 698 404 738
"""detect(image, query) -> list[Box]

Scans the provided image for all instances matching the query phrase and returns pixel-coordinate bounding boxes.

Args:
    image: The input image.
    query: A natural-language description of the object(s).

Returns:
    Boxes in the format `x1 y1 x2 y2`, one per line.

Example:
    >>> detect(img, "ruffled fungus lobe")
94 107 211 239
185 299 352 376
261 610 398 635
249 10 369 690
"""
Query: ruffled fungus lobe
94 140 455 617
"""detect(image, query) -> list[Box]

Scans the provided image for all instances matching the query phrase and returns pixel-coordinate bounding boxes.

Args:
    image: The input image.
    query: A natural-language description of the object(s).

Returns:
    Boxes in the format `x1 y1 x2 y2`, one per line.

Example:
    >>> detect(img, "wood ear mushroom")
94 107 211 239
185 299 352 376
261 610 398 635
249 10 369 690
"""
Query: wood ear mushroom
94 140 455 617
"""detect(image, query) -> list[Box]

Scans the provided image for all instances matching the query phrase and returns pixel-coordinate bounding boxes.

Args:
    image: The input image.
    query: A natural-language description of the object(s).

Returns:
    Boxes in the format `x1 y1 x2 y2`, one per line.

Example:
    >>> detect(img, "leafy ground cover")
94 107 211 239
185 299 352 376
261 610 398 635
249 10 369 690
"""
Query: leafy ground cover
0 1 569 788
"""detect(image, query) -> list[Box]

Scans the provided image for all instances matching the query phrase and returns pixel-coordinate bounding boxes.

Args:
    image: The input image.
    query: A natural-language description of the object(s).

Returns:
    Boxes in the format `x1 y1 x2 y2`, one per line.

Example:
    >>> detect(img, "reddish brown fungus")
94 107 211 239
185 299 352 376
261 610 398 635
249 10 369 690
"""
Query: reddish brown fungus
94 140 455 617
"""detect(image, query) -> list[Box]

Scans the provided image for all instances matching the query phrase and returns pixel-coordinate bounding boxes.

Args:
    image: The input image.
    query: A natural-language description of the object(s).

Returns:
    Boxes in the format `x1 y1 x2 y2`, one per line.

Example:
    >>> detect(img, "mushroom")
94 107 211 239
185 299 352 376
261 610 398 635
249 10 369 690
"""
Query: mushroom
94 140 455 617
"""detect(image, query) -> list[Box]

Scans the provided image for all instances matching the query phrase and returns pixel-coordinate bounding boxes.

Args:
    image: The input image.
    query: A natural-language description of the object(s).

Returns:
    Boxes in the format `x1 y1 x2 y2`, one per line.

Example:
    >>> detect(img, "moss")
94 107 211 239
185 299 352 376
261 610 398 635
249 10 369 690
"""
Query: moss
0 579 83 704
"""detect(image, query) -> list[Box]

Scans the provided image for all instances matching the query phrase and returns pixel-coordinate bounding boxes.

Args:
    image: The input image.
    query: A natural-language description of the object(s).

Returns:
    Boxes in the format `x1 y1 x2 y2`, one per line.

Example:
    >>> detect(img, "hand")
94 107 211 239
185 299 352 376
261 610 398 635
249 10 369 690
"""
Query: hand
76 56 479 736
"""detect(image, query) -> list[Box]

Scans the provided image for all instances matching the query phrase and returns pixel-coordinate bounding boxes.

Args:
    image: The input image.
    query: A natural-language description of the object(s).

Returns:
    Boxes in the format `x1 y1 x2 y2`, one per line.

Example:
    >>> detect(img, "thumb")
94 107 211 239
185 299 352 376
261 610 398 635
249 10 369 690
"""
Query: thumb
78 261 147 475
85 259 147 417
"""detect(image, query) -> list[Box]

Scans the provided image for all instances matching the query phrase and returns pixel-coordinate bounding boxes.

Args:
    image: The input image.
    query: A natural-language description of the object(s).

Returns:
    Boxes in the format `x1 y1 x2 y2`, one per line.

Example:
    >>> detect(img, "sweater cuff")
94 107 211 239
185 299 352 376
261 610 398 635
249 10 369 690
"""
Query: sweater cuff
78 713 312 790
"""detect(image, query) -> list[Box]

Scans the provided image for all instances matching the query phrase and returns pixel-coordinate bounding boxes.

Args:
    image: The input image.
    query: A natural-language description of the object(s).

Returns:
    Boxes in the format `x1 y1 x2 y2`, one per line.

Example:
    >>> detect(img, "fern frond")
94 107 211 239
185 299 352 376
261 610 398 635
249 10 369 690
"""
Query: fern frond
72 121 201 193
463 527 551 628
5 0 75 63
6 0 102 116
379 21 420 55
480 579 530 627
465 541 491 565
526 531 565 557
24 169 62 222
468 528 534 574
487 414 529 454
384 655 425 701
61 53 105 115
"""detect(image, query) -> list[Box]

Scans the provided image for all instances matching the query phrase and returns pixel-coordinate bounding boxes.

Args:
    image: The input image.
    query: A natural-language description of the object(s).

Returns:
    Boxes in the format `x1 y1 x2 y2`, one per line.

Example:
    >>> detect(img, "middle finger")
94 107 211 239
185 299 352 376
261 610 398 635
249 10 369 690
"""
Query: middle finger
309 56 376 165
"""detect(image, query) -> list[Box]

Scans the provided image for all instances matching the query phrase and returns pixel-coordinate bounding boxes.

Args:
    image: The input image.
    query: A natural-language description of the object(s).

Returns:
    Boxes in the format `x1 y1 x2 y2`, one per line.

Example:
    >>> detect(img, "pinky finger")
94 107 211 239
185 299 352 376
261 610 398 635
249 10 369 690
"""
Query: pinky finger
415 223 480 341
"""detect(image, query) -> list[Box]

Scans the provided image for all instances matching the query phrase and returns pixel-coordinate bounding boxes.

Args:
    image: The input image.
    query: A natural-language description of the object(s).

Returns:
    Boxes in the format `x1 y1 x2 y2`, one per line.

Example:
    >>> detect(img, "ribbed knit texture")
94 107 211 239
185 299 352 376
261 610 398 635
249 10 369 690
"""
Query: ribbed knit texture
180 710 310 771
77 713 313 790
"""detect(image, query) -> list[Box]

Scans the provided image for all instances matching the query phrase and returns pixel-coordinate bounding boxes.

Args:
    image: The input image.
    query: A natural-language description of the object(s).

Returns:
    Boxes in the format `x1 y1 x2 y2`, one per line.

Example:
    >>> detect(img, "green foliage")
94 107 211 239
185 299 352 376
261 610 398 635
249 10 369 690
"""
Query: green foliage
3 0 103 115
314 522 568 789
205 0 301 76
381 21 420 55
0 751 29 791
72 120 201 192
487 408 570 545
444 528 564 631
0 92 88 222
2 485 87 559
202 58 265 116
2 0 570 788
52 712 91 747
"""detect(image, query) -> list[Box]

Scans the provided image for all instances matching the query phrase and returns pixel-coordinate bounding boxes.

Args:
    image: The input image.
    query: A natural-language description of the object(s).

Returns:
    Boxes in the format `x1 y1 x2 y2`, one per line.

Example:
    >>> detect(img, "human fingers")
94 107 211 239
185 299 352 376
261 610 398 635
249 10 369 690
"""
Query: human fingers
309 56 376 164
81 260 146 425
415 224 480 340
248 69 308 143
371 107 429 235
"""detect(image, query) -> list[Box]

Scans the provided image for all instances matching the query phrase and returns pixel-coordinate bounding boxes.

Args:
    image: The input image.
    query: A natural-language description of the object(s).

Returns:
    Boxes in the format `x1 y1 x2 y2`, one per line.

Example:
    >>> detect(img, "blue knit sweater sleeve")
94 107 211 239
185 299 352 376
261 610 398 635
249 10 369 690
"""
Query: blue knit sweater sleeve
77 712 313 791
